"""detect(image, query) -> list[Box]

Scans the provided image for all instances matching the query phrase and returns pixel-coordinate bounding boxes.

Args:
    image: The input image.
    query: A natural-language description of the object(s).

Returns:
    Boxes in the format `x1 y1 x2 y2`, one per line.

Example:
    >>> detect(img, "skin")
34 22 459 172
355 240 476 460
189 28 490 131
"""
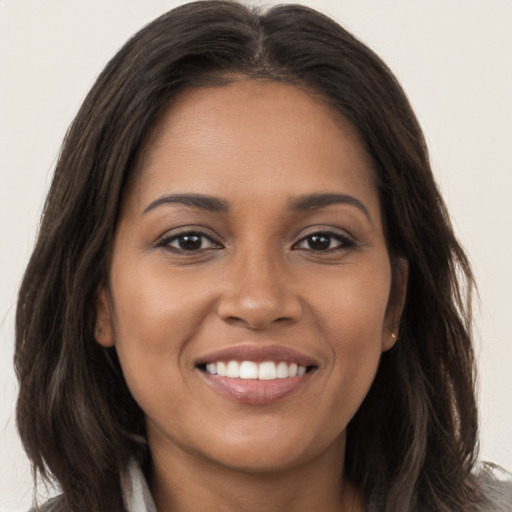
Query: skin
96 80 407 512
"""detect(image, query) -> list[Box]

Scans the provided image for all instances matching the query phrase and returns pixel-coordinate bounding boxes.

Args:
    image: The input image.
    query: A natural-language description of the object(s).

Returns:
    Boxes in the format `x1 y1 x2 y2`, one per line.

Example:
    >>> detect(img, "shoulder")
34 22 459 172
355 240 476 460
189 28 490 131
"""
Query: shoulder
480 479 512 511
476 464 512 511
26 458 152 512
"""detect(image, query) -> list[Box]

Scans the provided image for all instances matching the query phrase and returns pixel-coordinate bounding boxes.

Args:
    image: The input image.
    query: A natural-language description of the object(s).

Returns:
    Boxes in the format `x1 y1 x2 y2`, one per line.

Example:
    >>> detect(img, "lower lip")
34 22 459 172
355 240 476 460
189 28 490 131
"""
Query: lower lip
198 370 313 404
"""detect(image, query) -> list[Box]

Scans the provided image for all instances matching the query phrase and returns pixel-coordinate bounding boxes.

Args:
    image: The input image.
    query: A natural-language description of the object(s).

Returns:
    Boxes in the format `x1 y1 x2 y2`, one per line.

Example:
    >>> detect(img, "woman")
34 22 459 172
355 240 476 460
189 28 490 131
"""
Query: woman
14 1 511 511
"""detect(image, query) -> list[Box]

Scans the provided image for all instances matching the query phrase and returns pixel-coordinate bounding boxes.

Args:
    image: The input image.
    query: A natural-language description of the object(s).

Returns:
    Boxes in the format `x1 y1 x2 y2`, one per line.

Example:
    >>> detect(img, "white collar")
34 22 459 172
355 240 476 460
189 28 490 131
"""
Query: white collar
121 458 158 512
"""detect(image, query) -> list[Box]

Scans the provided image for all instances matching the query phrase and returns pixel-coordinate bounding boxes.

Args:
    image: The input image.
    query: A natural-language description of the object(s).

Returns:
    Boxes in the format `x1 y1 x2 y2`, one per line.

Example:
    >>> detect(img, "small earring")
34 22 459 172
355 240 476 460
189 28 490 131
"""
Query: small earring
391 332 397 339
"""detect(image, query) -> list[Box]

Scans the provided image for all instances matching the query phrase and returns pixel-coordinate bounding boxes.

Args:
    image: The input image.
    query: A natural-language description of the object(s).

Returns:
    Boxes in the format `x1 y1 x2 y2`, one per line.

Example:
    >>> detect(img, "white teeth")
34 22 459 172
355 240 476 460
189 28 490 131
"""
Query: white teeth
276 361 288 378
239 361 259 379
226 361 240 378
216 361 227 377
204 360 309 380
259 361 277 380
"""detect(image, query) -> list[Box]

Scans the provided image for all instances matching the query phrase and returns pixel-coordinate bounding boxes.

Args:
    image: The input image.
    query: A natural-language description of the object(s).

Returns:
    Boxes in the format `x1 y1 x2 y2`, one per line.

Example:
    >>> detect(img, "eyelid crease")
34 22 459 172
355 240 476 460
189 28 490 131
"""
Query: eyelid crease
291 224 357 241
154 224 221 240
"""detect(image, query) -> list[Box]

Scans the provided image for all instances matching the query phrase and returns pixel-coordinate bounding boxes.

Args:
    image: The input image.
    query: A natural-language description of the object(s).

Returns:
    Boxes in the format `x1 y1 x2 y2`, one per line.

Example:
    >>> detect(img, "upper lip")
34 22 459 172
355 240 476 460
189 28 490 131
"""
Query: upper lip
194 344 319 368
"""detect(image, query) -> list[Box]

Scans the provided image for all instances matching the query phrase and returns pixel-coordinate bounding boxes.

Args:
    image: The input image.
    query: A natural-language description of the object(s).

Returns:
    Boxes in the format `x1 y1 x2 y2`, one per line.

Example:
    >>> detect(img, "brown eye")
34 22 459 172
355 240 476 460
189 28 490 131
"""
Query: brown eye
160 231 222 252
306 234 332 251
174 234 203 251
294 231 354 252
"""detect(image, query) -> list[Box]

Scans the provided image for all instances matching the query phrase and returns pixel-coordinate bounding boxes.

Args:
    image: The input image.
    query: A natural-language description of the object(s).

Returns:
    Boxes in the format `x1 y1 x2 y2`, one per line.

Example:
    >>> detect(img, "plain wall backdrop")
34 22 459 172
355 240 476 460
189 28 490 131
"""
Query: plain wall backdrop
1 1 511 510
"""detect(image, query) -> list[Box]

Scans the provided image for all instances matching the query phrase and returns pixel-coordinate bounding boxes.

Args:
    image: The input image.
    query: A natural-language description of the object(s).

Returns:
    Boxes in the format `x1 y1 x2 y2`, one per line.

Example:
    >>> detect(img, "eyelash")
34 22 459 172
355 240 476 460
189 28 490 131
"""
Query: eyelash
292 231 356 252
157 229 356 254
157 231 223 253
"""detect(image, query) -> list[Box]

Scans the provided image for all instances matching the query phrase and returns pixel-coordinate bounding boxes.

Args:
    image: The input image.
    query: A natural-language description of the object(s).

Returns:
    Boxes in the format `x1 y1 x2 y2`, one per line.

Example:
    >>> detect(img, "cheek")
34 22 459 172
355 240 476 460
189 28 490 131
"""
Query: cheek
108 261 216 393
310 259 391 344
111 260 213 342
307 261 391 406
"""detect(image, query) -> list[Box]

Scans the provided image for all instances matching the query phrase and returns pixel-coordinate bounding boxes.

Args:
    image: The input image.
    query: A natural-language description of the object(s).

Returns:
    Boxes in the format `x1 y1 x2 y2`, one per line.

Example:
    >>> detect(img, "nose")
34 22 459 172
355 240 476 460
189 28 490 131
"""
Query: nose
216 249 302 330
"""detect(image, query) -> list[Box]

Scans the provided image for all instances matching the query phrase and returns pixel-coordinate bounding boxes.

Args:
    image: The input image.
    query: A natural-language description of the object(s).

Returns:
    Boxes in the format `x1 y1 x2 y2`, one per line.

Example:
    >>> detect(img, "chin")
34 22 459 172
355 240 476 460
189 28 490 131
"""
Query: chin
192 422 346 474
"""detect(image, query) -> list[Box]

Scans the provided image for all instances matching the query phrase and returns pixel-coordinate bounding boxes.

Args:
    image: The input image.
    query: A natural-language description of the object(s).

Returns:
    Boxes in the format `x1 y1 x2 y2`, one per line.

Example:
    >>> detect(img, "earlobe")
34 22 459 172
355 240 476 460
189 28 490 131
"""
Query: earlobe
95 286 115 347
382 257 408 352
382 330 398 352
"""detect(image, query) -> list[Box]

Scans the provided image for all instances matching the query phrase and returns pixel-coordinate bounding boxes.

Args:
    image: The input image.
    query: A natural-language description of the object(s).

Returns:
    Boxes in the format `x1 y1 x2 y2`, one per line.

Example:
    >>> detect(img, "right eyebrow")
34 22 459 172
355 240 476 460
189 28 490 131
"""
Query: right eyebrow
142 193 230 215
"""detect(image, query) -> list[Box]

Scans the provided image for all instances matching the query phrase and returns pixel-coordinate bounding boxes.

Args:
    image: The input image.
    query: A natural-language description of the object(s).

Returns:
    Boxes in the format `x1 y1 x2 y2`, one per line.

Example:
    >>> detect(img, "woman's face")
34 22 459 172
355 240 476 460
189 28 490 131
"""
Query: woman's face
96 80 404 473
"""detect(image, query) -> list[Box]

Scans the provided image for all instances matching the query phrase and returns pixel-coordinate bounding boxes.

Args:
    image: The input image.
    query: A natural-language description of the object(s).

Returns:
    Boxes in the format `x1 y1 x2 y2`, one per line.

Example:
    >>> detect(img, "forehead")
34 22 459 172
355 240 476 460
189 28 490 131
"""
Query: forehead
127 80 379 216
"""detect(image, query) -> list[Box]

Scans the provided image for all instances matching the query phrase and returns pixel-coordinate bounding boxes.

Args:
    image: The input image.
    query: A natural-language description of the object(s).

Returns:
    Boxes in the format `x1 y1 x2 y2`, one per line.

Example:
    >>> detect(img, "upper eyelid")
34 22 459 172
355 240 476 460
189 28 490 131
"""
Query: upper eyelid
167 232 218 243
293 225 355 241
156 229 224 250
291 228 357 250
294 232 354 245
156 225 221 240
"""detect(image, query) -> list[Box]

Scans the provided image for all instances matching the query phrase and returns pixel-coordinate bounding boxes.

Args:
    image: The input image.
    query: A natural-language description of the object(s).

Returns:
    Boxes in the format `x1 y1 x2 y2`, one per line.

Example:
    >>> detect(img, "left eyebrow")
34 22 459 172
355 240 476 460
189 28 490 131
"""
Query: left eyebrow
288 193 371 222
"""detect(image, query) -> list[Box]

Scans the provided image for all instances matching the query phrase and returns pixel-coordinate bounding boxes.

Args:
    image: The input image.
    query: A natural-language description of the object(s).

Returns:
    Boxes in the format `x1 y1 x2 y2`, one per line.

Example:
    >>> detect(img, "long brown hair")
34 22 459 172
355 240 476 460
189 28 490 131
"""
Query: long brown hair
16 2 481 510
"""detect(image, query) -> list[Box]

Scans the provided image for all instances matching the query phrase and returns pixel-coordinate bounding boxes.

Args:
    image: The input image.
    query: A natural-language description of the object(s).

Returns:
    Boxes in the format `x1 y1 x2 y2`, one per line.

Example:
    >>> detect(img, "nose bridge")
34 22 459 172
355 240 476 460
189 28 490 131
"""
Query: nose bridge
239 246 281 302
217 242 301 329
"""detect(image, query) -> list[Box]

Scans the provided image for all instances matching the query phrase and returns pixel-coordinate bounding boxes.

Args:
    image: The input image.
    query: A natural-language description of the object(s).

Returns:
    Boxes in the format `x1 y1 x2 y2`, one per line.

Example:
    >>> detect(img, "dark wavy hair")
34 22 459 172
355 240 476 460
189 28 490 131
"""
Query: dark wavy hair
15 2 482 511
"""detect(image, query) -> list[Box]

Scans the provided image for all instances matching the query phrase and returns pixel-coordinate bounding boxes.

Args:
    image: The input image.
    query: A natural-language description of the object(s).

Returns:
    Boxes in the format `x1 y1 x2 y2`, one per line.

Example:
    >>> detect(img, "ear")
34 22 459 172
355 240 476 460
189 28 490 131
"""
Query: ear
382 257 408 352
95 286 115 347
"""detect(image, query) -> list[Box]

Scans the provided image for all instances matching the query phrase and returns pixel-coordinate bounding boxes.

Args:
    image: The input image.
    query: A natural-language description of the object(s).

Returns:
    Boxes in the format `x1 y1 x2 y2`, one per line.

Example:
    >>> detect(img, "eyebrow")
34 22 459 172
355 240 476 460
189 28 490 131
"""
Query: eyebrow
142 194 230 215
288 193 371 221
142 191 370 221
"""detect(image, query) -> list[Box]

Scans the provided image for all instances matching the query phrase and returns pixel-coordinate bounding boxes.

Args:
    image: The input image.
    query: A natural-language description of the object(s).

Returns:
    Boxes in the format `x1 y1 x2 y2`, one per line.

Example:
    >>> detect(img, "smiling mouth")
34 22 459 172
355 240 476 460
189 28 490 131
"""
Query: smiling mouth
197 360 316 380
196 359 317 404
195 345 319 403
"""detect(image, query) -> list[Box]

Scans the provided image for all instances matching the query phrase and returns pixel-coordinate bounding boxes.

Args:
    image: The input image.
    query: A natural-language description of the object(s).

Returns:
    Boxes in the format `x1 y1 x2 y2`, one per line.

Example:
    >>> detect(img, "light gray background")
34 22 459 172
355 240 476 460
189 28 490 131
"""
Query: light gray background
1 1 511 510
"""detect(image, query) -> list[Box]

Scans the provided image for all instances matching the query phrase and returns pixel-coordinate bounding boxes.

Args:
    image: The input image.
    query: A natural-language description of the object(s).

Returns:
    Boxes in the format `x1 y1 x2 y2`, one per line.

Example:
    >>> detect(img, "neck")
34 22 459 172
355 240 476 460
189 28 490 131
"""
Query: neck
148 430 362 512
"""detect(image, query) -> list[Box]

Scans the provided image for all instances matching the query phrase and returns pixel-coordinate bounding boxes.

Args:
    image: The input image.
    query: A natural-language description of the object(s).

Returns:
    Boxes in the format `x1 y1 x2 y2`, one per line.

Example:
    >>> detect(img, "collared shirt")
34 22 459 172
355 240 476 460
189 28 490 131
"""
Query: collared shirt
121 459 158 512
